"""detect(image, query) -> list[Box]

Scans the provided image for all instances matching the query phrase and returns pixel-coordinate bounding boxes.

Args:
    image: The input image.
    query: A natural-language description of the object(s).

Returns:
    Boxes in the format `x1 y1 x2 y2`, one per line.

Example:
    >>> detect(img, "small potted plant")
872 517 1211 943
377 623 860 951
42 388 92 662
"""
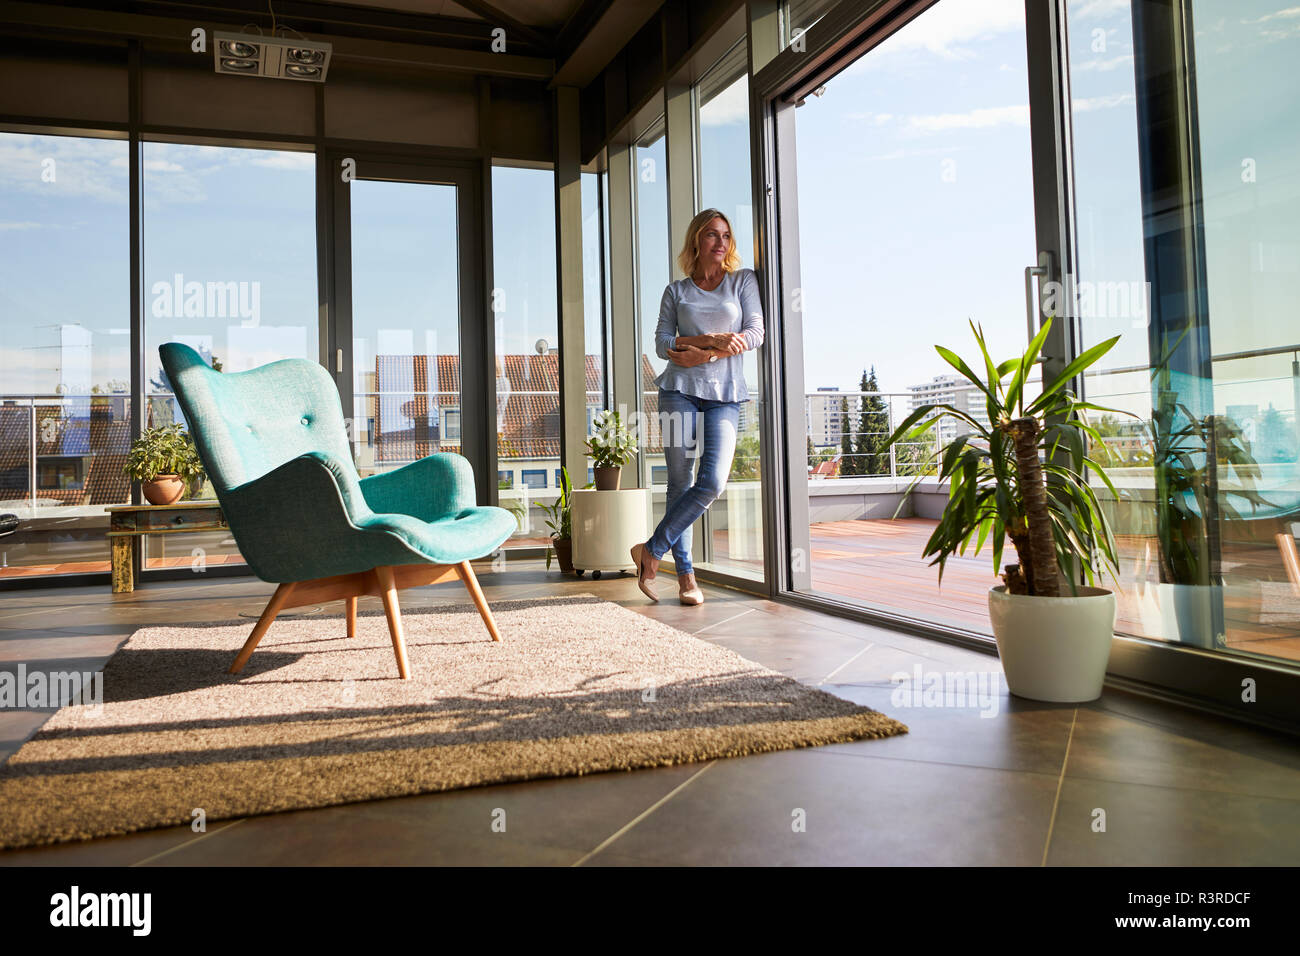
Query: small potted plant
585 409 636 490
540 466 574 573
885 318 1128 702
123 423 205 506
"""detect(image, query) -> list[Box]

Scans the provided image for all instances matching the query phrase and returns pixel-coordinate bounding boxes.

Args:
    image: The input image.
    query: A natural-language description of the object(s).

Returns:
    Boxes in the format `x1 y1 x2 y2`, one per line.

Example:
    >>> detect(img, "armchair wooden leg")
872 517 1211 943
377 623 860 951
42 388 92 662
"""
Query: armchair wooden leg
345 596 357 638
1277 532 1300 596
457 560 501 642
374 566 411 679
230 582 296 674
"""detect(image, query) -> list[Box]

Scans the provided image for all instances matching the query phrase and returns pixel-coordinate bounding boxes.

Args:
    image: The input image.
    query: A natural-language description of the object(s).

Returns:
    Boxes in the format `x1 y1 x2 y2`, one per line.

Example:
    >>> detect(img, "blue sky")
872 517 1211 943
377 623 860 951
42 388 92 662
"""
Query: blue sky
793 0 1038 396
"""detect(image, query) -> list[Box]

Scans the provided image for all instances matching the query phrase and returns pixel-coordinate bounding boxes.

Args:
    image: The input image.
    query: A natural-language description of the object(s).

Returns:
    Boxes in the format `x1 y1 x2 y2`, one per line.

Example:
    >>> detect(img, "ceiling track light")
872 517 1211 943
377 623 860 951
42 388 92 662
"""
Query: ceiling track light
213 31 332 83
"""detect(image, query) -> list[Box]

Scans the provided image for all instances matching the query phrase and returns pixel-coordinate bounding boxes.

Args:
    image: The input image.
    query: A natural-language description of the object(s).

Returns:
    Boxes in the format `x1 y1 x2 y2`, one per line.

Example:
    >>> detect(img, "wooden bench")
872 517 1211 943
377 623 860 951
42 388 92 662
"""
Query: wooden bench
106 501 229 593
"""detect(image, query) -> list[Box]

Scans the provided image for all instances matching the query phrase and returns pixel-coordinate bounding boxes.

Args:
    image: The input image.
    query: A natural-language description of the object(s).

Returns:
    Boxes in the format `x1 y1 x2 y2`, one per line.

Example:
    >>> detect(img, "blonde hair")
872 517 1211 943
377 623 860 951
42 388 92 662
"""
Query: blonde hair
676 208 742 277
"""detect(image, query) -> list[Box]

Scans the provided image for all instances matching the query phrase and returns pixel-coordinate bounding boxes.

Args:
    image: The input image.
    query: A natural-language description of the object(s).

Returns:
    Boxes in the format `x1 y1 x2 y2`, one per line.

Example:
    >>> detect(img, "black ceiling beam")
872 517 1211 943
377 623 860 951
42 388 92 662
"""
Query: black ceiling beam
30 0 554 54
0 0 555 78
450 0 552 51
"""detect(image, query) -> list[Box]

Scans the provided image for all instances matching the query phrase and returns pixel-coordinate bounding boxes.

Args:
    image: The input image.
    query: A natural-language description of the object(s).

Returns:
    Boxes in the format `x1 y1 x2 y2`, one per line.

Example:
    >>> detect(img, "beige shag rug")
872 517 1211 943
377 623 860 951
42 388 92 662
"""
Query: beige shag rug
0 594 907 848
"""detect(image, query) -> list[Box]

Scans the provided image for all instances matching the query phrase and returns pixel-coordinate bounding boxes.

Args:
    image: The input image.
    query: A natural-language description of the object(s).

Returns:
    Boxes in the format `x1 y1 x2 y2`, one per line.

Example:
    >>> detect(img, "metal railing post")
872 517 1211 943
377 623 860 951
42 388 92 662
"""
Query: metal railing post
28 398 37 512
889 399 897 479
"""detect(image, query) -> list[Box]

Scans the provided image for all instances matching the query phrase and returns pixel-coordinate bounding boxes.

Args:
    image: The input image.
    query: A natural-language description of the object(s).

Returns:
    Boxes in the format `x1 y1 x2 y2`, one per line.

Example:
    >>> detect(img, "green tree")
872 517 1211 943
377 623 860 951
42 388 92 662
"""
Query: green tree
855 367 890 475
730 431 761 480
1258 405 1297 463
839 396 856 475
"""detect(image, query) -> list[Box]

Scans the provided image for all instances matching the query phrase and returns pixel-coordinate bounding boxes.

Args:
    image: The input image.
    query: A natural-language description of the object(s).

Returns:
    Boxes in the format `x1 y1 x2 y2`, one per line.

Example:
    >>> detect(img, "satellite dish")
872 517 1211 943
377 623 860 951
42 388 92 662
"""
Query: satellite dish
534 338 549 355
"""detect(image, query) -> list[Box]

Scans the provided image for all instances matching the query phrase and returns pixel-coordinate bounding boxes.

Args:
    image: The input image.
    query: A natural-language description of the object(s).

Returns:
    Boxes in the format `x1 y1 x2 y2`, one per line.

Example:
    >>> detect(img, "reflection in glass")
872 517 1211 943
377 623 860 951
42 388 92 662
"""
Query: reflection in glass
491 165 559 546
698 47 764 579
1070 0 1300 663
0 133 130 578
350 179 460 485
143 141 318 570
634 127 670 532
582 170 607 485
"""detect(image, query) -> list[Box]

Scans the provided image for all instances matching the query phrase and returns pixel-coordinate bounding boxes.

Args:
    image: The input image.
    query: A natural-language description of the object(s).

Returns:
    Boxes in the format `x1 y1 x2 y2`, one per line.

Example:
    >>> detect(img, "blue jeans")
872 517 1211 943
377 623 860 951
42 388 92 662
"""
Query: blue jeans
646 388 741 576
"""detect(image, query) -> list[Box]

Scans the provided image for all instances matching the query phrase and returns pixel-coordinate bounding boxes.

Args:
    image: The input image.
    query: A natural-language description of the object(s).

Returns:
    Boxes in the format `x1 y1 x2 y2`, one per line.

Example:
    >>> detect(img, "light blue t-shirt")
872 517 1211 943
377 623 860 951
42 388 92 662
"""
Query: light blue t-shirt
653 268 766 402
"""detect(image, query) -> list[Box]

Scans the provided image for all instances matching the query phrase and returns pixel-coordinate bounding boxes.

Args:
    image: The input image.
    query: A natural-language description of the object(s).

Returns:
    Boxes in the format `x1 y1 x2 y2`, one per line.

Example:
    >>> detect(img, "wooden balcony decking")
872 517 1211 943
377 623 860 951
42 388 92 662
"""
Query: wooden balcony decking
711 518 1300 664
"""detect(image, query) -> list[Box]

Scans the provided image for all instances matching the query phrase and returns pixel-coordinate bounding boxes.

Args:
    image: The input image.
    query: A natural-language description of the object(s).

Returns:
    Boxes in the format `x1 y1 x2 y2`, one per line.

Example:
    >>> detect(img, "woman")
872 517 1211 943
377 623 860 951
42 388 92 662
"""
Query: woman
630 208 765 605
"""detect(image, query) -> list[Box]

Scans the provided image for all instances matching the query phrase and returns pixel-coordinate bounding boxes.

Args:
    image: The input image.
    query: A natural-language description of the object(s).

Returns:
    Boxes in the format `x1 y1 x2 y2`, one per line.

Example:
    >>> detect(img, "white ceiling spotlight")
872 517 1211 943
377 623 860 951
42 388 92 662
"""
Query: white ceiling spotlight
213 31 332 82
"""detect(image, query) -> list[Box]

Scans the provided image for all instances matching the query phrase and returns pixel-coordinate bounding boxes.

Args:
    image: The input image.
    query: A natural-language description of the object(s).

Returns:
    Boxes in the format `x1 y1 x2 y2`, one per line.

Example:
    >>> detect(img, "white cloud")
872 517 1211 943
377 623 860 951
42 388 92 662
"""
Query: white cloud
1071 92 1135 112
862 0 1024 61
1073 53 1134 72
843 111 894 125
699 78 749 127
860 144 966 162
1072 0 1131 20
0 134 128 203
1242 6 1300 24
898 92 1131 135
0 221 42 230
905 103 1029 133
249 151 315 170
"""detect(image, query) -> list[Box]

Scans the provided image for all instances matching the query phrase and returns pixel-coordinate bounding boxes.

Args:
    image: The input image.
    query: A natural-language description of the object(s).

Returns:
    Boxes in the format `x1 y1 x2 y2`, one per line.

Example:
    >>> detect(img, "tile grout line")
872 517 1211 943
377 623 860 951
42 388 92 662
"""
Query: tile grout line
1041 707 1078 867
129 818 247 867
570 763 716 866
691 607 756 635
819 643 874 685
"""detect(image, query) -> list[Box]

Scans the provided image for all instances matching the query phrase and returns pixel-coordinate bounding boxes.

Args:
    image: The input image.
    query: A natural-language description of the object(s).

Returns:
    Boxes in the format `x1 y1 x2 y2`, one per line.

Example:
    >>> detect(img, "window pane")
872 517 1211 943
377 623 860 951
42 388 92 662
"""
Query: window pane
1071 0 1300 664
788 0 1035 632
144 142 318 571
582 170 608 481
634 128 670 531
351 179 460 484
0 133 130 579
698 55 764 580
492 165 559 547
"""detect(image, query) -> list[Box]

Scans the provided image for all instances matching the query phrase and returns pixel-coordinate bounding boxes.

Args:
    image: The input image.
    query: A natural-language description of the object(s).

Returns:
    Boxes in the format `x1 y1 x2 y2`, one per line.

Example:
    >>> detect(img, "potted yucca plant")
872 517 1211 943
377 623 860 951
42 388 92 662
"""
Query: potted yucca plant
885 318 1128 702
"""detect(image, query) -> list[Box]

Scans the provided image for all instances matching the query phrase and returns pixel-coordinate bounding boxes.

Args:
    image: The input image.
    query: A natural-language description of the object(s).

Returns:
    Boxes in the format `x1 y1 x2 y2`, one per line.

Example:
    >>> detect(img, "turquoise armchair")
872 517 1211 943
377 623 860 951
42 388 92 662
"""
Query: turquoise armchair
159 343 516 678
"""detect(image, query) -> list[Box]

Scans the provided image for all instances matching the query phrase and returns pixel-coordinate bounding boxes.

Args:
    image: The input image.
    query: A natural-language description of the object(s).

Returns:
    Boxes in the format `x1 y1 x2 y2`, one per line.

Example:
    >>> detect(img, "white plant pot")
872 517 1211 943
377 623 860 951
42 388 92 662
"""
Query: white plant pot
1131 583 1224 649
987 585 1116 703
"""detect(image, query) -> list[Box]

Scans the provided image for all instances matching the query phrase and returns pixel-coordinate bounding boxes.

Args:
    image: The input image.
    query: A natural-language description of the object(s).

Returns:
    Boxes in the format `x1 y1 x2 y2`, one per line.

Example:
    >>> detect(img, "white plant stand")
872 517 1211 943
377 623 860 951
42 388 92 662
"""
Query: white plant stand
571 488 649 579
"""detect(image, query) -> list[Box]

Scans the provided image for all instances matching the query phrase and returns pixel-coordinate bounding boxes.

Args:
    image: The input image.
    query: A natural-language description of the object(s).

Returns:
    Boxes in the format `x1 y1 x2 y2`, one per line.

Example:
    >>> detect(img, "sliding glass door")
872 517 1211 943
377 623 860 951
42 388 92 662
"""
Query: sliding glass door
762 0 1300 686
1069 0 1300 664
773 0 1050 634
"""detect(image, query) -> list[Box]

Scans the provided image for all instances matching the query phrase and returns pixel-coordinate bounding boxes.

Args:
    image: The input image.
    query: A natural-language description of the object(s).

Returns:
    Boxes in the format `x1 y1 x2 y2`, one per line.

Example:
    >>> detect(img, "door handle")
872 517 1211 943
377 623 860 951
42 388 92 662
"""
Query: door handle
1023 250 1053 342
336 348 343 373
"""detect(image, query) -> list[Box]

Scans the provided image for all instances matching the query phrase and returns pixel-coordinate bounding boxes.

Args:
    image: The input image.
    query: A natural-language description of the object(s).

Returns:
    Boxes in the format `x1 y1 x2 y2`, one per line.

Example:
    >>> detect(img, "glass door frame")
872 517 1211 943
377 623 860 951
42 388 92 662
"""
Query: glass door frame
328 153 494 506
749 0 1075 624
748 0 1300 730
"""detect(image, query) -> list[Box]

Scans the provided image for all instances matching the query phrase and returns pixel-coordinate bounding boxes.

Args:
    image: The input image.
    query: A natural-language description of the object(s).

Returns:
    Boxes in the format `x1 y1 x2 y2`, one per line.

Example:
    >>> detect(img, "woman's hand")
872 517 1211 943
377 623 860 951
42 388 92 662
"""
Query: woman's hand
673 333 745 355
708 332 746 355
668 345 722 367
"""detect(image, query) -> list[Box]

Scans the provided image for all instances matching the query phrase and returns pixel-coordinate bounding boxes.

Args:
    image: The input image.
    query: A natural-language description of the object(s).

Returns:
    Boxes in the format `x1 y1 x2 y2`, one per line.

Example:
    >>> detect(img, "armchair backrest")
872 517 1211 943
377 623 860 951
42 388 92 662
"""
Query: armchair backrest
159 343 355 496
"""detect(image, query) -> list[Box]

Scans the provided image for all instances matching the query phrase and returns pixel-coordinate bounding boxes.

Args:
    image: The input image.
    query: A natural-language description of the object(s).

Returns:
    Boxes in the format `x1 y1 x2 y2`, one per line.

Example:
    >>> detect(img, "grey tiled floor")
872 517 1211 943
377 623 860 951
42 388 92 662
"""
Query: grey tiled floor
1 559 1297 866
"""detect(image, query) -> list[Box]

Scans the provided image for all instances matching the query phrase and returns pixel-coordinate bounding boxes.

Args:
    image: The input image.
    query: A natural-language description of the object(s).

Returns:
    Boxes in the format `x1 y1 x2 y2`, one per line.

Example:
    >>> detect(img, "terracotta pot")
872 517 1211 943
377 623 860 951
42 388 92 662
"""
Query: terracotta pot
593 466 621 491
142 475 185 506
552 537 574 574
